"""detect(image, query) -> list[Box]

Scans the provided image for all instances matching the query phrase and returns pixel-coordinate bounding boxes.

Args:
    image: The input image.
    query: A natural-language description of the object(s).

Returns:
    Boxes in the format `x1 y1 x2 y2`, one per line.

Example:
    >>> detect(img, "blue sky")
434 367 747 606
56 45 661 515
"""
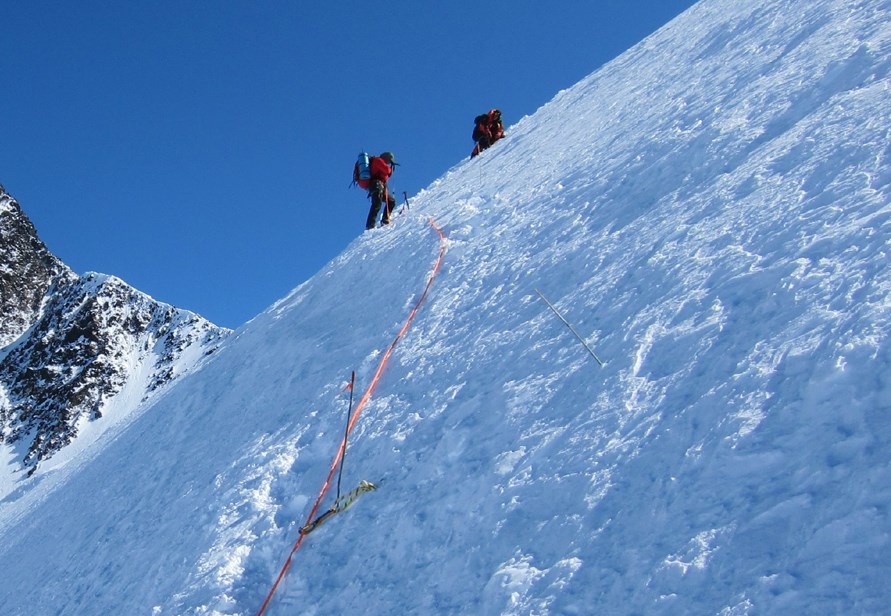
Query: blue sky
2 1 697 329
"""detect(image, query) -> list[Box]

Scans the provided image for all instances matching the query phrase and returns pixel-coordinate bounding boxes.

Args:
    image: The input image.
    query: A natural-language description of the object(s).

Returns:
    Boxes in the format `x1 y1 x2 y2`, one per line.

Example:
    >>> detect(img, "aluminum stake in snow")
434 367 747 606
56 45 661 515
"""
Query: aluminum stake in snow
535 288 604 366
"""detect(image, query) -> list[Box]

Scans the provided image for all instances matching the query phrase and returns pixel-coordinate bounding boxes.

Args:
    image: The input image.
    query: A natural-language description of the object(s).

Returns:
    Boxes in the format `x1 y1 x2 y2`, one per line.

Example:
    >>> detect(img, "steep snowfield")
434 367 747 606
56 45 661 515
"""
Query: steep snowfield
1 0 889 613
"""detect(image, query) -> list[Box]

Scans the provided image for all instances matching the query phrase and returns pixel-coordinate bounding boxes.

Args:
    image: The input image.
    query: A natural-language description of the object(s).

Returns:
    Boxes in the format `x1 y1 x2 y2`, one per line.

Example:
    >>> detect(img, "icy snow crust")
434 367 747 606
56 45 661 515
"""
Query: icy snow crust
1 0 890 613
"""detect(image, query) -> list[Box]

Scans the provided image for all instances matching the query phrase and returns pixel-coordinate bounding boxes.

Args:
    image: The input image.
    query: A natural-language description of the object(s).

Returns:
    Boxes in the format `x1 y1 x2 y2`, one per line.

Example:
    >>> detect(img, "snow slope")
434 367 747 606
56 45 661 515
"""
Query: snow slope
0 0 889 613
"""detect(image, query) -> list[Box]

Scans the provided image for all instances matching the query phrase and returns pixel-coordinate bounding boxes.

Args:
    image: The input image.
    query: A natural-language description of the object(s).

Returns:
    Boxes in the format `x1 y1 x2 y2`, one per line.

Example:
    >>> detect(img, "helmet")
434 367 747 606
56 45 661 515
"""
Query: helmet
380 151 397 166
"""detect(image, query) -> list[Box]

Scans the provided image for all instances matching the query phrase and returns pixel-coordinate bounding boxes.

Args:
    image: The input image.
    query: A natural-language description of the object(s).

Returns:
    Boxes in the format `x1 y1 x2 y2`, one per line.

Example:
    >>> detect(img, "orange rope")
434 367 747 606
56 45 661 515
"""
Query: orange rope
256 218 447 615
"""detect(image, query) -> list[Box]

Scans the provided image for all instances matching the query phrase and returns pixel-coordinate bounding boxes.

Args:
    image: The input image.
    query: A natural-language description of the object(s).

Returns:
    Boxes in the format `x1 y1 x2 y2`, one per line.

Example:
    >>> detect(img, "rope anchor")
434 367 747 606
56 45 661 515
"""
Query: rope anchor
299 480 378 536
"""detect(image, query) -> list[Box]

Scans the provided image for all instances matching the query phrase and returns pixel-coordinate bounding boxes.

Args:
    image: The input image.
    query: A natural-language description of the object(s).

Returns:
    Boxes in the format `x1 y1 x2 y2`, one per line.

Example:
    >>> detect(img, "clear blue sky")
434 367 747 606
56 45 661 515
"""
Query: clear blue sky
2 1 697 329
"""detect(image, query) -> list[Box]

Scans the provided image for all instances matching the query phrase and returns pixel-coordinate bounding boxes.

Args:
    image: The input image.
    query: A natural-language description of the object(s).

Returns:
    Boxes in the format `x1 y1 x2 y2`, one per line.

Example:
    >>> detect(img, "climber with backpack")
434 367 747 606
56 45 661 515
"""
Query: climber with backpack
470 109 504 158
353 151 399 230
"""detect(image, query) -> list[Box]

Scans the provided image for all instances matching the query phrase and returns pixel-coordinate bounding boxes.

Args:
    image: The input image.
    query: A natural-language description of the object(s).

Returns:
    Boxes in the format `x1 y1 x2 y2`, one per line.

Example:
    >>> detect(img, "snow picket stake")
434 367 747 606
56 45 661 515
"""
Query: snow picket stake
335 371 356 501
256 218 447 616
535 288 604 367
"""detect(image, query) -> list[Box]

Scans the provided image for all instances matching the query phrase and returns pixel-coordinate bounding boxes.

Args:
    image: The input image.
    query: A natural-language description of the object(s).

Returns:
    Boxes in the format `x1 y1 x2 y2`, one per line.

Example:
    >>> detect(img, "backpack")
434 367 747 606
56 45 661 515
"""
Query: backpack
472 114 488 142
353 151 372 189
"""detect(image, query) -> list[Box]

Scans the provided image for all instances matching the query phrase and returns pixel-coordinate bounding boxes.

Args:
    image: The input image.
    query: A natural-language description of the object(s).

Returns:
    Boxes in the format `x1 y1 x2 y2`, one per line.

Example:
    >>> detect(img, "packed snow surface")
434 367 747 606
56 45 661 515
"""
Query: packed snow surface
1 0 889 613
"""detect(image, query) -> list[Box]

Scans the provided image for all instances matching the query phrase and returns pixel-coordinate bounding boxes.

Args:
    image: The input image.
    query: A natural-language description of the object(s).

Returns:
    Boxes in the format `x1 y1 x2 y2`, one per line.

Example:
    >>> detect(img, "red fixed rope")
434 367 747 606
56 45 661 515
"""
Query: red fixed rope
256 218 447 616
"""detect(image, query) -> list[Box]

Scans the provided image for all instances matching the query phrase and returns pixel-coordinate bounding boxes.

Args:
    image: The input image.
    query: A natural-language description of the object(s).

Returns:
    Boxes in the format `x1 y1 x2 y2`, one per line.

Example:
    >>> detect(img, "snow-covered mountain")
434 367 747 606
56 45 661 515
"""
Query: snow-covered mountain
0 188 229 484
1 0 889 613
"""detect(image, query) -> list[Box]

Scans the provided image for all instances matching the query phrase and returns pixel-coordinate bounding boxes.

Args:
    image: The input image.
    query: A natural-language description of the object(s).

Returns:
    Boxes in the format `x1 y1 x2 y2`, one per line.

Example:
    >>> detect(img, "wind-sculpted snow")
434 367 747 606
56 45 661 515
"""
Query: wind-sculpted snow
0 0 889 613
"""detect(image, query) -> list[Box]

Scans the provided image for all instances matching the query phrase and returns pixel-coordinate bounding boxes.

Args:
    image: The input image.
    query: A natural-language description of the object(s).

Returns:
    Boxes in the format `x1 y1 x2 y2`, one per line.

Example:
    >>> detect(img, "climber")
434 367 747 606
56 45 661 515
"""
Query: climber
470 109 504 158
357 152 398 230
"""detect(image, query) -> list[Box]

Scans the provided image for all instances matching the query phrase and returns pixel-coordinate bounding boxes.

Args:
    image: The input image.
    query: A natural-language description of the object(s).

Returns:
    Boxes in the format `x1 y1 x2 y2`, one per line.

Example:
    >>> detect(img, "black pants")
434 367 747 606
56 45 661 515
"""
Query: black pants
471 137 492 158
365 181 396 229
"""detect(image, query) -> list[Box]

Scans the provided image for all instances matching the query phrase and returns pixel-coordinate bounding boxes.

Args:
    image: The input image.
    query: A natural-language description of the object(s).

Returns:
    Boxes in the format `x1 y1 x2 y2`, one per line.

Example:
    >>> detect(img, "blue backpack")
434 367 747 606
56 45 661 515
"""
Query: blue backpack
353 151 372 188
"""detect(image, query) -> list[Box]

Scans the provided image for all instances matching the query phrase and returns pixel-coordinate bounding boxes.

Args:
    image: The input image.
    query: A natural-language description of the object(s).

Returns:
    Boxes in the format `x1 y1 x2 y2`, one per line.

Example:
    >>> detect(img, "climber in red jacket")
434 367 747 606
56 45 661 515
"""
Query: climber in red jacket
363 152 398 230
470 109 504 158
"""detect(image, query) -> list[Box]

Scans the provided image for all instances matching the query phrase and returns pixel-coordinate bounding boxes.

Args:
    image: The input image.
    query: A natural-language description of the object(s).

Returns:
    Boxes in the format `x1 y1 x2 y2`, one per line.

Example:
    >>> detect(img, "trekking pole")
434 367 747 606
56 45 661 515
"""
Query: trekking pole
535 289 604 367
336 371 356 500
402 191 411 211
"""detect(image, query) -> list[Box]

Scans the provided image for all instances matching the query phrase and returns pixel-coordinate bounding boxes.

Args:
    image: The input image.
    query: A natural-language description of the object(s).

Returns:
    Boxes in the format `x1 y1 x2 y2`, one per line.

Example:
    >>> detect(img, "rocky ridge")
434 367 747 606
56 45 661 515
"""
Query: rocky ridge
0 187 230 476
